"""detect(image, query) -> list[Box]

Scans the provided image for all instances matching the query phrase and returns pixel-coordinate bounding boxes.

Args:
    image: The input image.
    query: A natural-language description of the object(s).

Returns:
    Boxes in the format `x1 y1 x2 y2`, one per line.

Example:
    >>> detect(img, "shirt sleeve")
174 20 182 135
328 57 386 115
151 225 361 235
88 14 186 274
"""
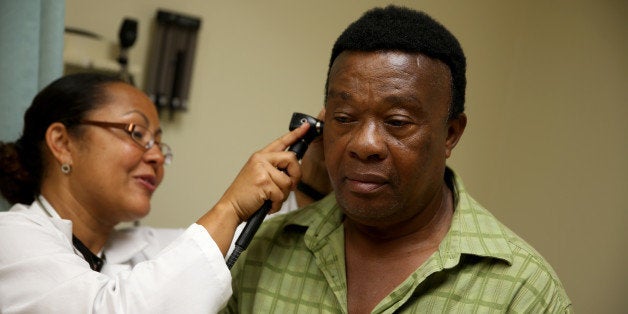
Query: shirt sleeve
0 211 231 314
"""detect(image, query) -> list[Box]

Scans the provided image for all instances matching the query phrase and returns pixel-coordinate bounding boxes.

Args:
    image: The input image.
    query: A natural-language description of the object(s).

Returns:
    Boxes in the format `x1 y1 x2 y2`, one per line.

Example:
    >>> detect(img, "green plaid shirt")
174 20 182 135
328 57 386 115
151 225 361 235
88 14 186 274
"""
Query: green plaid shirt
224 171 572 313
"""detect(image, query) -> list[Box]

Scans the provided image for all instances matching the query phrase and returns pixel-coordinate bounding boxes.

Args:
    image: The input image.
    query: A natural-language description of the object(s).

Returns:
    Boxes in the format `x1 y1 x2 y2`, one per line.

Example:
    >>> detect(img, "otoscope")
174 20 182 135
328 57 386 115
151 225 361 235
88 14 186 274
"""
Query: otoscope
226 112 324 269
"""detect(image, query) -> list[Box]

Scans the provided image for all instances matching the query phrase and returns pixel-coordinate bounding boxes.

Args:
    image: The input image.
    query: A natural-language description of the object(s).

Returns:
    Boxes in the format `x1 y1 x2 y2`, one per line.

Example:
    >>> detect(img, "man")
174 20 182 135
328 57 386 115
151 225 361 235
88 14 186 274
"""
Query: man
224 5 571 313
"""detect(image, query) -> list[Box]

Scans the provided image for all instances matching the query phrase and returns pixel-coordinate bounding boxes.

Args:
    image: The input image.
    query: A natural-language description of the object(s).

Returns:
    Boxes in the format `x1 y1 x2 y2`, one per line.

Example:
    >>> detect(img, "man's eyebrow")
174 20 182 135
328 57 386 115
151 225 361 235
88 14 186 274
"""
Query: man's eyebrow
383 94 421 105
327 89 353 100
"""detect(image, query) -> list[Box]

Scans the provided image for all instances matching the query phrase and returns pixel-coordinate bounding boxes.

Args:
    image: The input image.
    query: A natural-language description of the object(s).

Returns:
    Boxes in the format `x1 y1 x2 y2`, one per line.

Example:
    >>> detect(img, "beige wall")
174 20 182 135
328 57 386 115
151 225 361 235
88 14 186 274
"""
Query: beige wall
65 1 627 312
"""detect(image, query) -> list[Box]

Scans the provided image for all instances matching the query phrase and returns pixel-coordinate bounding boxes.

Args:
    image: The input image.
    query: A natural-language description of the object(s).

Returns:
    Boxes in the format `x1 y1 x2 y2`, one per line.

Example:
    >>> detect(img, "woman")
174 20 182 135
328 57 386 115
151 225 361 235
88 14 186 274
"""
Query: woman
0 73 314 313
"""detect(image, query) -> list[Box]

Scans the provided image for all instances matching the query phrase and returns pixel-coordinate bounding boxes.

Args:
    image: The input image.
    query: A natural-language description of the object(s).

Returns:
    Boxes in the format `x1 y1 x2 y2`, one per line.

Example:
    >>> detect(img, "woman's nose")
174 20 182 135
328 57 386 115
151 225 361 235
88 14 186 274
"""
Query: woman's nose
144 144 166 165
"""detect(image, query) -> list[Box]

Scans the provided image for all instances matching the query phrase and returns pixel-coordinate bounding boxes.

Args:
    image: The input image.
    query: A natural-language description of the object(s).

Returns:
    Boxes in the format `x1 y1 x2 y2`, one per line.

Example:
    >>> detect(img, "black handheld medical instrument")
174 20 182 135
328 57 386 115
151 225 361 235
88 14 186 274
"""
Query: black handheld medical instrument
226 112 324 269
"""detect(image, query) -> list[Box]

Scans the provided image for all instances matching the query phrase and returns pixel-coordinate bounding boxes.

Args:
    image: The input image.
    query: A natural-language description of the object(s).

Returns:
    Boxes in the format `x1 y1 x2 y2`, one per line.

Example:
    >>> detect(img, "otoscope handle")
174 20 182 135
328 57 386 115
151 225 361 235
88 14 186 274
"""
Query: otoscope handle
226 200 271 268
226 112 323 269
226 142 307 269
236 200 271 247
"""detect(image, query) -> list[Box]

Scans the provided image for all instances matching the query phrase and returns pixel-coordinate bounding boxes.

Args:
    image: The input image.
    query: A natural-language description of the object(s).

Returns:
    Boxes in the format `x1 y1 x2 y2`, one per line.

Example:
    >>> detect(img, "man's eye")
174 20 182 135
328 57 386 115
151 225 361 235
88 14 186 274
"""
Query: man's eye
334 116 352 123
387 119 410 127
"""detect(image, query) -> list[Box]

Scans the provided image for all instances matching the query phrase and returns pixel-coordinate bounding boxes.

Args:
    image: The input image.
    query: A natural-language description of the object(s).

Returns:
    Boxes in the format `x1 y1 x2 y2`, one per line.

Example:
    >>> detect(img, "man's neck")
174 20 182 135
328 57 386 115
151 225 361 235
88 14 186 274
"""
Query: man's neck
343 185 455 313
343 185 454 252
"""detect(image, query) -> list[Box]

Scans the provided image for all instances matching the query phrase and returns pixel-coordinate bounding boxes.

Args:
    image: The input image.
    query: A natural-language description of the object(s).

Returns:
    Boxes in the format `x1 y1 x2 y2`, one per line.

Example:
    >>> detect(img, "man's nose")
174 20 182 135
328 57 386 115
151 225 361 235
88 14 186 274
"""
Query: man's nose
347 120 387 162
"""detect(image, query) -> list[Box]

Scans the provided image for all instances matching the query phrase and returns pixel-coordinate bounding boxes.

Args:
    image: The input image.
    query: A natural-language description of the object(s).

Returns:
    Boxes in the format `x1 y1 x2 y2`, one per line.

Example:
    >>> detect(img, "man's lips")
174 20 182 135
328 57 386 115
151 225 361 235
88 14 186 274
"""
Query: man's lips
135 175 157 192
344 173 388 193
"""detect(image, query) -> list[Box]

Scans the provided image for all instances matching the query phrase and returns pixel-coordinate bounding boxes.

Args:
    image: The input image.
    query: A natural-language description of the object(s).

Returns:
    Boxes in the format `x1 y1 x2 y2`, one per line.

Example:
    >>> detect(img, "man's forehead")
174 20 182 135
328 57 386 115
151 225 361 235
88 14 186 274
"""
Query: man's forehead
330 51 451 80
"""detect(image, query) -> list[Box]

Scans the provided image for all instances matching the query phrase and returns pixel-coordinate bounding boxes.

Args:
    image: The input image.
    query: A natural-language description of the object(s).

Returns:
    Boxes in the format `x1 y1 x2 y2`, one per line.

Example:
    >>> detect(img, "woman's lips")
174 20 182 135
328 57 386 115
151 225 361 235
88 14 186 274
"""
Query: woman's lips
135 175 157 192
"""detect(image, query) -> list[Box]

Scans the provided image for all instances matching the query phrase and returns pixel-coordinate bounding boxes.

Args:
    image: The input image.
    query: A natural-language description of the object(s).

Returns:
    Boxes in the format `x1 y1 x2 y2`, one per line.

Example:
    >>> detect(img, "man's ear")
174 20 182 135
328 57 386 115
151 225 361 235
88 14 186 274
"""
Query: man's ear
45 122 74 166
445 113 467 158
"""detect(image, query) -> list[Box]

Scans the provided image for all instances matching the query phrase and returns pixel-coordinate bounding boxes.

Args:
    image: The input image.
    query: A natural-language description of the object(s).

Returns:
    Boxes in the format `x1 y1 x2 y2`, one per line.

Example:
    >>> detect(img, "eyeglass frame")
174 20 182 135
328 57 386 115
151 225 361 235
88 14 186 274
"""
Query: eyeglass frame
79 120 173 165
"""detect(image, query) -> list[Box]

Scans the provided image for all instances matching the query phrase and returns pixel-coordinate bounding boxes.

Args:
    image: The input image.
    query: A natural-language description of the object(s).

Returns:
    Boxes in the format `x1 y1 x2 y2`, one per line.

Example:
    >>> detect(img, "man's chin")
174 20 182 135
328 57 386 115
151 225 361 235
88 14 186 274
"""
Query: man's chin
338 195 401 225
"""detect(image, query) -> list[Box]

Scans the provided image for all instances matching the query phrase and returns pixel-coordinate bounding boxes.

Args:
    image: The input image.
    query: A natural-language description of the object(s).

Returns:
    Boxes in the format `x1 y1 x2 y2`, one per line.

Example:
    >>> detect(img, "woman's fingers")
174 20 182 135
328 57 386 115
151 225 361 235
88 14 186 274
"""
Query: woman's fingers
215 124 309 222
262 161 295 213
197 122 311 255
260 122 309 153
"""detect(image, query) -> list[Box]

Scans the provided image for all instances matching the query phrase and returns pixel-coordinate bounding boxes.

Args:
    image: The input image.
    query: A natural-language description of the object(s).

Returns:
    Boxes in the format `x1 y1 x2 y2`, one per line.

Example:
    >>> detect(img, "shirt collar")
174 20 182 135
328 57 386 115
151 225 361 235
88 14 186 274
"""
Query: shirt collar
437 173 514 267
283 168 514 265
283 193 341 251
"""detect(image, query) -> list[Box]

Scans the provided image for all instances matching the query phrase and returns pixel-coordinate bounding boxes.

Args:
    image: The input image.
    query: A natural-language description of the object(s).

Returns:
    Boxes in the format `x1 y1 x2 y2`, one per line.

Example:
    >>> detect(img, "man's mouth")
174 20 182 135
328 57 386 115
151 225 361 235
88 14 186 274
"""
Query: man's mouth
344 173 388 194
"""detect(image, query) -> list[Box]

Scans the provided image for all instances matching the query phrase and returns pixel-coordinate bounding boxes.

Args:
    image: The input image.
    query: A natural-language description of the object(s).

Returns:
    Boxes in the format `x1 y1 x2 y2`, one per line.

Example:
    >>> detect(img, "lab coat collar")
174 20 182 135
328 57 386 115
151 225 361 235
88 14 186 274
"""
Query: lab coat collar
32 196 73 243
34 196 150 265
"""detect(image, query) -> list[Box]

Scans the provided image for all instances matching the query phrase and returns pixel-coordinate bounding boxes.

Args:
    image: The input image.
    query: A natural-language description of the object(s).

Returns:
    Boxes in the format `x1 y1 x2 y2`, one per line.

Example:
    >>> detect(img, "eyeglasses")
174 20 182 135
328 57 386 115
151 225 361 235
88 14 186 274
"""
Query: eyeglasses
80 120 173 165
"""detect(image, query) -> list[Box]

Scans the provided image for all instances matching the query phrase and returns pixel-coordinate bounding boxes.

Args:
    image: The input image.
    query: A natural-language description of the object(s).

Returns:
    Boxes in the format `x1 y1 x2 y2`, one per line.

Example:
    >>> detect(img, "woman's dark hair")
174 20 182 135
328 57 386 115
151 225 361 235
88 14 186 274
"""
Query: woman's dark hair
326 5 467 119
0 73 123 205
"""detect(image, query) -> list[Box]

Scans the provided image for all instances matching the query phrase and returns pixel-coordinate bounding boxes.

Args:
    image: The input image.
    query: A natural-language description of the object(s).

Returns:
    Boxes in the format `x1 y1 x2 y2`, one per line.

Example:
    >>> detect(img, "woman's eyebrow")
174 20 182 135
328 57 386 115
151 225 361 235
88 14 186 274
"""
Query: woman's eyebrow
122 110 150 126
122 110 163 135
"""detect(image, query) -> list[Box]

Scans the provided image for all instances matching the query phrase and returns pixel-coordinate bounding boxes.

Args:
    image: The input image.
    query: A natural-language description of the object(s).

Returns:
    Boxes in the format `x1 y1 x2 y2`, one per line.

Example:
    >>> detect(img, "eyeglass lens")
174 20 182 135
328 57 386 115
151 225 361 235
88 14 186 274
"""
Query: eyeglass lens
129 125 173 164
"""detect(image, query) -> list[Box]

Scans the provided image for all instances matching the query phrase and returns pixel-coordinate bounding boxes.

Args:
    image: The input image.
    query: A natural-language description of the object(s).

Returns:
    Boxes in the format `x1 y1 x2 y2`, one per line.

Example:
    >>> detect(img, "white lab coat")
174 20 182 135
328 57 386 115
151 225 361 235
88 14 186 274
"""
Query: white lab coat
0 194 299 313
0 198 231 313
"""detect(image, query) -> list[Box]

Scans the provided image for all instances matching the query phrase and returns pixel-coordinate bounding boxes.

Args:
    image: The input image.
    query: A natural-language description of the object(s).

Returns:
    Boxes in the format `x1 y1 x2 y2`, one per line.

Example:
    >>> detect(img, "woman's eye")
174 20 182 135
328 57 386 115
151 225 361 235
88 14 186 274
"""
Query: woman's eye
131 130 146 140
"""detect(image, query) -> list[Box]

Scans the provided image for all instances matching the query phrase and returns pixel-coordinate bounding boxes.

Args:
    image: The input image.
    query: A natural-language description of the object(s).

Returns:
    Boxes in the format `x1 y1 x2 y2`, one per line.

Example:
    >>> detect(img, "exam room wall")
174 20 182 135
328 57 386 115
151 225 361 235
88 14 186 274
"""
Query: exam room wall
64 1 627 312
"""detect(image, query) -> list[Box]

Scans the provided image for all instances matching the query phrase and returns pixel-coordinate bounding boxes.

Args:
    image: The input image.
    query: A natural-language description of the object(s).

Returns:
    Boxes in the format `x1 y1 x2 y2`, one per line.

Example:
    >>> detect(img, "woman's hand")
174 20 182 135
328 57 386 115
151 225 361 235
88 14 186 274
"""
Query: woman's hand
196 123 309 255
220 122 309 222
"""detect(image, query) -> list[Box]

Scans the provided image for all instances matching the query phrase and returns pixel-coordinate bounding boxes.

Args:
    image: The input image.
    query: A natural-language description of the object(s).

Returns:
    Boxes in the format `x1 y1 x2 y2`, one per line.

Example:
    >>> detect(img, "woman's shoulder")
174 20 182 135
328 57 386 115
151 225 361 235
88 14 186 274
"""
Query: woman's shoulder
1 202 60 229
107 225 186 261
0 203 74 265
113 225 184 245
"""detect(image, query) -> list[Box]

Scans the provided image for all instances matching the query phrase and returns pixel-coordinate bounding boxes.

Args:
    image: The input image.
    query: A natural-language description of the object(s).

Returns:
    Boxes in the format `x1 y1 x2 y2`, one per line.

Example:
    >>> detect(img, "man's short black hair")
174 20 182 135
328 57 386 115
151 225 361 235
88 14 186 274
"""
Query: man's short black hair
327 5 467 118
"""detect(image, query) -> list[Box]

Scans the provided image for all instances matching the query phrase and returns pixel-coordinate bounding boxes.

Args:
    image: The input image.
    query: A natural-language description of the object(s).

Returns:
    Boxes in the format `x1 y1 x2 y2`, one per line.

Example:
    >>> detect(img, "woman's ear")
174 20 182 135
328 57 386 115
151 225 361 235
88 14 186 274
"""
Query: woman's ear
45 122 74 166
445 113 467 159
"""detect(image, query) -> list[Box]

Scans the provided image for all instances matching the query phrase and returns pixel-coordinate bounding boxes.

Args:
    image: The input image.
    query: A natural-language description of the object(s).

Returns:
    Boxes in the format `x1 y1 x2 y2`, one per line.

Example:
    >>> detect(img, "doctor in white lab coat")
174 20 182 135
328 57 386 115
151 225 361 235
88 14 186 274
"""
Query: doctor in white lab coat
0 73 328 313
